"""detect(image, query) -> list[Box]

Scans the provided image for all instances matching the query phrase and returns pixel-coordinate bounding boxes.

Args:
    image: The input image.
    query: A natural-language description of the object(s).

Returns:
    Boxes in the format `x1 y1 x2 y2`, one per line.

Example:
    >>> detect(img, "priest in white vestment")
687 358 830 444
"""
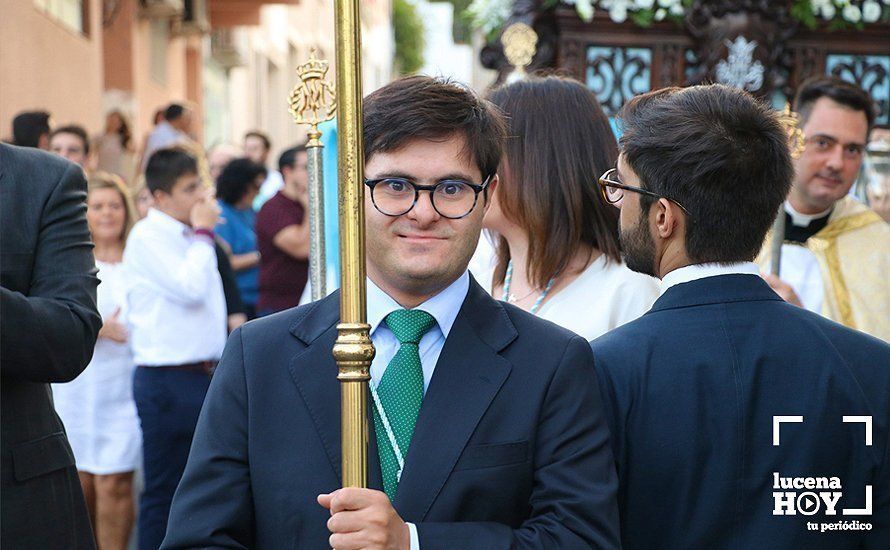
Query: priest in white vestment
758 76 890 341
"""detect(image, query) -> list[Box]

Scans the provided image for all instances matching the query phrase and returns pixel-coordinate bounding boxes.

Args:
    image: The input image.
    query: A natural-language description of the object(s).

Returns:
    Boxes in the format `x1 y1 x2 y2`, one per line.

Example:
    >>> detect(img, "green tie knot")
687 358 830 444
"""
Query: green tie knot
385 309 436 345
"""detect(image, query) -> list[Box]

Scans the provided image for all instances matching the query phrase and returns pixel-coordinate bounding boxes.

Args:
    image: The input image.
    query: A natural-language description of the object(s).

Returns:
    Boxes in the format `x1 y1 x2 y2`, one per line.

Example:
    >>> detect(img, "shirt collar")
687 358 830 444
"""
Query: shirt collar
660 262 760 295
146 207 191 237
784 200 832 227
367 271 470 339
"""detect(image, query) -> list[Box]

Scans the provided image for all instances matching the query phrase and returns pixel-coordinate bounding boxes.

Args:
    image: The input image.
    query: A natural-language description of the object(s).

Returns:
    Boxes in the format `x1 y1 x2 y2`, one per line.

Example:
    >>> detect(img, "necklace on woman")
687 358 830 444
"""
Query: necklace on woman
501 260 556 315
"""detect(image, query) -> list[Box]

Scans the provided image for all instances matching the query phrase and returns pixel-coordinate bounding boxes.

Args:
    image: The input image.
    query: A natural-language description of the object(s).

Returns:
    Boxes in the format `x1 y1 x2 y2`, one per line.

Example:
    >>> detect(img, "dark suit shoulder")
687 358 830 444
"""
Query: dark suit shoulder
236 293 339 365
240 300 327 344
589 307 661 359
788 305 890 411
0 143 75 196
591 293 890 408
494 300 595 386
751 299 890 383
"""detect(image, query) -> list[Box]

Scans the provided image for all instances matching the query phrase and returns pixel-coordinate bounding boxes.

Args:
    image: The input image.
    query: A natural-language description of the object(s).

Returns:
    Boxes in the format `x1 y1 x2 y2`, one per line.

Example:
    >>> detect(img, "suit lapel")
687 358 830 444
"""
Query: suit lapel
394 280 516 521
288 303 342 482
287 291 384 490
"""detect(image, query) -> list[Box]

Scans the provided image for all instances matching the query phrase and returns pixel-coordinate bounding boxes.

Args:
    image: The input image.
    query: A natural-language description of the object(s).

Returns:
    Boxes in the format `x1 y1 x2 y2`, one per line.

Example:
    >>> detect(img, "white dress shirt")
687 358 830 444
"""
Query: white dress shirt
365 271 470 549
123 208 227 366
660 261 761 295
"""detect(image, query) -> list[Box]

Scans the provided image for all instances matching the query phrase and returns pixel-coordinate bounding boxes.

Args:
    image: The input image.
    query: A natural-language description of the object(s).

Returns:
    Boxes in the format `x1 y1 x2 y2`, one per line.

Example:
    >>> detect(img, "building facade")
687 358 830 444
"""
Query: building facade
2 0 394 173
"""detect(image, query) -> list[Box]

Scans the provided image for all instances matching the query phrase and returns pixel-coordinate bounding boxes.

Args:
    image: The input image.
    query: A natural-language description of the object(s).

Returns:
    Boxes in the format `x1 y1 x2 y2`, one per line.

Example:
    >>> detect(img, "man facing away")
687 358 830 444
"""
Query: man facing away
163 76 620 549
11 110 51 149
255 144 311 315
592 84 890 549
122 148 227 549
758 76 890 341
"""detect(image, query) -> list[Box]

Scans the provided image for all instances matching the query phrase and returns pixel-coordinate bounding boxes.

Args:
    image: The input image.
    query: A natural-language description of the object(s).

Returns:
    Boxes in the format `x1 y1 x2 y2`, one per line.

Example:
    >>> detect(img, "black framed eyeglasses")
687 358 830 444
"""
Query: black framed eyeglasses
364 174 492 219
598 168 692 217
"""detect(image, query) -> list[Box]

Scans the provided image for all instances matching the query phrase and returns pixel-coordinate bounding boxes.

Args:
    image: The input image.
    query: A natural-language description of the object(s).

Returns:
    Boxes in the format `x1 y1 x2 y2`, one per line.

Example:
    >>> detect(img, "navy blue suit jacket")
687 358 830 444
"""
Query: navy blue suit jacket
591 274 890 549
163 278 620 549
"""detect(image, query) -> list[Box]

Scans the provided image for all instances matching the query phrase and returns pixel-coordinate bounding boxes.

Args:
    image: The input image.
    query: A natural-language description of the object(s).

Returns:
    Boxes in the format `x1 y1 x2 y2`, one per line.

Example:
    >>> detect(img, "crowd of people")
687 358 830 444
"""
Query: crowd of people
2 72 889 550
6 104 312 549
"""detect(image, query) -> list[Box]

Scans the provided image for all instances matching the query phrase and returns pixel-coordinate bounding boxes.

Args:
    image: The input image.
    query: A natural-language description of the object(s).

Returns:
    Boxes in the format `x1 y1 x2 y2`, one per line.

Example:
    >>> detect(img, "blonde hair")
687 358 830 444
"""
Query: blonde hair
88 171 137 242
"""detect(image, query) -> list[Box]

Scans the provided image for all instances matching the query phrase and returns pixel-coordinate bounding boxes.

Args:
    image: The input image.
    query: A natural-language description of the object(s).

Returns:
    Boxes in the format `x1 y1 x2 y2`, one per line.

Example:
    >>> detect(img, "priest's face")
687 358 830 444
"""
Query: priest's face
791 97 869 213
364 134 494 306
615 155 657 277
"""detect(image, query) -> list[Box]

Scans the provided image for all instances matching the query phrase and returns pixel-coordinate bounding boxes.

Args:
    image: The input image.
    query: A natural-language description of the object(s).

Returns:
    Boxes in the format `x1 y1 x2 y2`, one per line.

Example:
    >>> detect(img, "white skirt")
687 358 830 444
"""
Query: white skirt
52 339 141 475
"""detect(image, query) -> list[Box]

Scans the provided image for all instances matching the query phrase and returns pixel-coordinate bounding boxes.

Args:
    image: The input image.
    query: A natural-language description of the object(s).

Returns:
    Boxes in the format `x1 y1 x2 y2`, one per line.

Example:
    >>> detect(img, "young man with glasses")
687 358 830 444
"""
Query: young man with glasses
592 84 890 549
163 75 620 549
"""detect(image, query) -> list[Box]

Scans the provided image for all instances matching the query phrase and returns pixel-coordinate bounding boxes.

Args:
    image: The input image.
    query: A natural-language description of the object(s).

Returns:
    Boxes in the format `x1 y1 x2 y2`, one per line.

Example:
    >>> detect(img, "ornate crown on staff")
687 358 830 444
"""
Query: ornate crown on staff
501 22 538 83
778 103 806 159
288 50 336 147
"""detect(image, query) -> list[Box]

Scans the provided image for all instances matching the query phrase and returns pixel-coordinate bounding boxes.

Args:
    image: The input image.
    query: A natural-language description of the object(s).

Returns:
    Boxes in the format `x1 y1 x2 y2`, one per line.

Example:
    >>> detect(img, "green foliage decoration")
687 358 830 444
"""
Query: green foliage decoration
393 0 426 75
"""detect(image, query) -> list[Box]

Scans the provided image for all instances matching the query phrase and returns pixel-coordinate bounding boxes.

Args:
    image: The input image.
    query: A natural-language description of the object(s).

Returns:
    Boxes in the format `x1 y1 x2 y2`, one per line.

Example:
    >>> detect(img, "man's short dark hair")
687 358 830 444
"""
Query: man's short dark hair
245 131 271 151
618 84 793 264
794 75 875 132
278 143 308 172
50 124 90 155
216 158 267 205
12 111 51 148
362 75 506 180
164 103 188 122
145 147 199 194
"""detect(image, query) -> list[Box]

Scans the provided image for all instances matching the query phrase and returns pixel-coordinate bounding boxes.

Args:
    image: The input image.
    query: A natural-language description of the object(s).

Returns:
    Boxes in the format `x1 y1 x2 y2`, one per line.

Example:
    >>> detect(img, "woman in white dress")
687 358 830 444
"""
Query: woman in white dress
480 76 659 340
53 172 140 549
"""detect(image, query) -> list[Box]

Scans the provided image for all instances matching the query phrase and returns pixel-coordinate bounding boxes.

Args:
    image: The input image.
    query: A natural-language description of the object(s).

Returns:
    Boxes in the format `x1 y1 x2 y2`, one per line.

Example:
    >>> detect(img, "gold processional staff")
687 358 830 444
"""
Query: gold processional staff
289 0 374 488
333 0 375 488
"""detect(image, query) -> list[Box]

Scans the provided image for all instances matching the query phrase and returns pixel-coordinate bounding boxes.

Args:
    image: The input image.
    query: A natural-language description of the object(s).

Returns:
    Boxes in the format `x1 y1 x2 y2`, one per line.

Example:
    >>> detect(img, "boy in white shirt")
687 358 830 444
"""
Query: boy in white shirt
123 147 226 550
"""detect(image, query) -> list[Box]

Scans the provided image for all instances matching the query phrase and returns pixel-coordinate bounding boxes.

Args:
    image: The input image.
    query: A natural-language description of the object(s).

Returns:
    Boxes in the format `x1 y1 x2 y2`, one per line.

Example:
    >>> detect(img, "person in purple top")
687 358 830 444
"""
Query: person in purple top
255 144 310 315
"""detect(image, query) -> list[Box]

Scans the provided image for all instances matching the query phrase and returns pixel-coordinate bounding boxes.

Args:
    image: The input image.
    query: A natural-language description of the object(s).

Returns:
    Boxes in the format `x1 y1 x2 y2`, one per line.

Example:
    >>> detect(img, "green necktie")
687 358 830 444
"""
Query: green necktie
373 308 437 500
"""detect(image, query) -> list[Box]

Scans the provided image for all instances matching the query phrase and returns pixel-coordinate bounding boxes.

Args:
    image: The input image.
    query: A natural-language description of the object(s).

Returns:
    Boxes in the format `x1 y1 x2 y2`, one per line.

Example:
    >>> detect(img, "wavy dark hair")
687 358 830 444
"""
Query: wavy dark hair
487 75 621 289
216 157 267 205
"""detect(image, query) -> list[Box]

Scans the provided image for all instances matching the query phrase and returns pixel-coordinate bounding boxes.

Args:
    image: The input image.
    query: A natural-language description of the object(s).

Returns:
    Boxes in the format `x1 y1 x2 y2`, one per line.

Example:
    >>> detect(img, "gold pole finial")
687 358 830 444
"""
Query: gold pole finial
501 22 538 83
778 102 806 159
288 49 337 147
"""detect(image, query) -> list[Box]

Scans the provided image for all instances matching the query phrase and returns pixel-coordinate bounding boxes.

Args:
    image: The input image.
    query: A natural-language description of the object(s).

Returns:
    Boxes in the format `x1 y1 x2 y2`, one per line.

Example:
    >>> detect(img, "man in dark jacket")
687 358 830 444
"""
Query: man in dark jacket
592 84 889 549
1 142 102 548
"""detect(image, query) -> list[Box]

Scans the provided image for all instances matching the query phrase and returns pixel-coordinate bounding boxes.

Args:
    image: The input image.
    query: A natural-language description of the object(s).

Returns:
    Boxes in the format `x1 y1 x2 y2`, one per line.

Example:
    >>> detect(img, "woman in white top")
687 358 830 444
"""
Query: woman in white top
480 76 659 340
53 172 140 550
